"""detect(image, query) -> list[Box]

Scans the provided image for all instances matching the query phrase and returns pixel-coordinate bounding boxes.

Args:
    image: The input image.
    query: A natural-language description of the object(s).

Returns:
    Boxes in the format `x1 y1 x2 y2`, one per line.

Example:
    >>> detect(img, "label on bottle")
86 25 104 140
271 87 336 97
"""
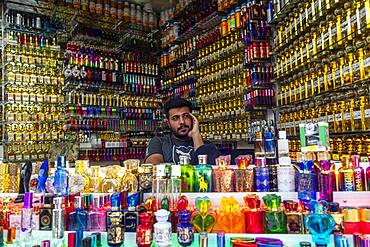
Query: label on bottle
353 62 360 73
344 112 351 121
365 109 370 118
328 115 334 122
354 111 362 120
335 113 342 121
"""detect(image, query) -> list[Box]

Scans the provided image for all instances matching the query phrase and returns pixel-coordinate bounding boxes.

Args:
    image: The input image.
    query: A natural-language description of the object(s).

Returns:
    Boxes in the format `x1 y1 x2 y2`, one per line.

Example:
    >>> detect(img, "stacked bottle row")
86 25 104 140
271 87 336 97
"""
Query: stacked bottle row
64 43 157 95
273 0 370 140
3 11 65 163
53 0 157 29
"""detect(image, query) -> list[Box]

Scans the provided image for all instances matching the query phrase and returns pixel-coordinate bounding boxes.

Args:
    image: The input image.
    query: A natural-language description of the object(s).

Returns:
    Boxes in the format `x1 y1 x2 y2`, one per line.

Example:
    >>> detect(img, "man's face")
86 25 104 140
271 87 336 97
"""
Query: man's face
167 106 193 138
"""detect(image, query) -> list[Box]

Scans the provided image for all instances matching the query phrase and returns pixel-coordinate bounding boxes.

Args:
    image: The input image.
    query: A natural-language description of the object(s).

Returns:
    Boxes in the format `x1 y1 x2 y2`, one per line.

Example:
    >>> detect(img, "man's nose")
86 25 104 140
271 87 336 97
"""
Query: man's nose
179 116 185 124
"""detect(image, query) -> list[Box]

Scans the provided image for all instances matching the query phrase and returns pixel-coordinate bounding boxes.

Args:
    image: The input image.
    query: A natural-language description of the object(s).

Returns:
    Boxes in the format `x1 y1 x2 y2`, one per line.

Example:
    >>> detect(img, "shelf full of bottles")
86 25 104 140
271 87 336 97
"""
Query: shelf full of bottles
1 9 66 163
271 0 370 161
63 39 162 162
196 0 274 143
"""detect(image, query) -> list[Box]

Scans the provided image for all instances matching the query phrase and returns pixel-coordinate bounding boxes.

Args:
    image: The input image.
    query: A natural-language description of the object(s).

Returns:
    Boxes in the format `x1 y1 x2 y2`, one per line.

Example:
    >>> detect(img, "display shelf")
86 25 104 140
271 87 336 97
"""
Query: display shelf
2 231 355 247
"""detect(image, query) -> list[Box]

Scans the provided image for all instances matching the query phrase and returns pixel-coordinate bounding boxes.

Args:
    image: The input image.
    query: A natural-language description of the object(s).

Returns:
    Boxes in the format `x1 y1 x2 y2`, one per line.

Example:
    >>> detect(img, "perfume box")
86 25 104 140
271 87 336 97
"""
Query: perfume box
9 214 40 230
299 122 330 152
124 211 139 232
39 207 53 230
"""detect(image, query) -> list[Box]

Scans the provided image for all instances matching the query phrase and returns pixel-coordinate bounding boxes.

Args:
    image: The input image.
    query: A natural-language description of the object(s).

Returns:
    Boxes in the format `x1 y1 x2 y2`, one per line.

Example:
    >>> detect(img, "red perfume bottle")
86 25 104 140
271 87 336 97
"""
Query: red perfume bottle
136 212 153 247
243 195 265 233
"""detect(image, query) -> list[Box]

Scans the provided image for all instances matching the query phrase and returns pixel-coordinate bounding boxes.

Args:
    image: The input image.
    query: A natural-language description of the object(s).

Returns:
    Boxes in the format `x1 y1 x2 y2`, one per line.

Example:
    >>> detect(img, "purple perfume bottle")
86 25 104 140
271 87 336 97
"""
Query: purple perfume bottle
317 153 335 202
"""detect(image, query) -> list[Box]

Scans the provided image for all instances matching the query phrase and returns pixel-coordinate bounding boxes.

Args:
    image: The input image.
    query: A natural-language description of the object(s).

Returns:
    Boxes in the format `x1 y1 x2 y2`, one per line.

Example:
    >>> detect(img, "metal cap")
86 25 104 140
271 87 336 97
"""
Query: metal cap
179 155 191 165
198 155 208 165
74 196 84 209
53 197 64 209
343 208 359 222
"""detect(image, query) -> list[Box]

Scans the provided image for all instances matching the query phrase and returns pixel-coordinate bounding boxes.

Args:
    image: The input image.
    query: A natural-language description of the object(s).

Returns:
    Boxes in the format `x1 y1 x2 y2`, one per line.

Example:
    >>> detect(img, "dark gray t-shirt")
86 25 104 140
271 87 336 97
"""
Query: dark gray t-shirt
144 134 220 165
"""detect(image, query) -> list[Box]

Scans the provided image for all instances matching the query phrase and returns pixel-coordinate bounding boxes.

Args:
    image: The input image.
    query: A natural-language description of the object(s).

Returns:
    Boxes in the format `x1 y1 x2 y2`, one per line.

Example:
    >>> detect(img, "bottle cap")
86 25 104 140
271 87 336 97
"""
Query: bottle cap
255 157 266 167
53 197 64 209
198 155 208 165
359 207 370 222
179 155 191 165
41 240 50 247
329 202 340 212
139 212 151 224
156 164 166 177
343 208 359 222
279 131 286 139
74 196 84 209
154 209 170 222
92 232 101 247
24 192 33 208
171 164 181 177
264 131 273 140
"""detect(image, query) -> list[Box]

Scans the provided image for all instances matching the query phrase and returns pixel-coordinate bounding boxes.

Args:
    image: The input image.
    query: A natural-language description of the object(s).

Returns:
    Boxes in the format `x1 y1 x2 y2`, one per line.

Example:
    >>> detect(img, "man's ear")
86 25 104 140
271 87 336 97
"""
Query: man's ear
163 118 169 130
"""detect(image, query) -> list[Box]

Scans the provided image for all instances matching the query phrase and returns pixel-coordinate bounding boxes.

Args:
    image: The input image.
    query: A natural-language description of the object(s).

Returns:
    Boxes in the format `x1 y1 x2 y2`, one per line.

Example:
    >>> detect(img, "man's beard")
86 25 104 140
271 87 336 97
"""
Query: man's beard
171 125 190 138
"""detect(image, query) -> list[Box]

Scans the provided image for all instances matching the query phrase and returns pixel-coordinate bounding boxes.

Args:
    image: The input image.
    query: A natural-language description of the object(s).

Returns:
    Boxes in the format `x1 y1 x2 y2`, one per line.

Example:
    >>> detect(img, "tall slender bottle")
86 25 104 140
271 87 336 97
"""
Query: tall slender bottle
180 156 195 192
317 152 335 202
351 155 365 191
194 155 212 192
52 197 65 246
277 131 295 192
338 155 355 191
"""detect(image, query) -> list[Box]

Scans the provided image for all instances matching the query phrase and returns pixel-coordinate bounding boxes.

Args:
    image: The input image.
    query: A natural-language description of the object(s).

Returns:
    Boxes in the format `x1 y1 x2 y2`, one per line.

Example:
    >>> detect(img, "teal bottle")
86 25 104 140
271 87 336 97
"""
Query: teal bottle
194 155 212 192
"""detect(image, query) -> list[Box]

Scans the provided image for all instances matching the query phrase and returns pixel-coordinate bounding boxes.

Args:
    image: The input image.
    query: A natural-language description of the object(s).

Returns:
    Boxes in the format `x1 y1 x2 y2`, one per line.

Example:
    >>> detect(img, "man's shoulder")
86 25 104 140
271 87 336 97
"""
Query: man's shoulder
149 135 171 144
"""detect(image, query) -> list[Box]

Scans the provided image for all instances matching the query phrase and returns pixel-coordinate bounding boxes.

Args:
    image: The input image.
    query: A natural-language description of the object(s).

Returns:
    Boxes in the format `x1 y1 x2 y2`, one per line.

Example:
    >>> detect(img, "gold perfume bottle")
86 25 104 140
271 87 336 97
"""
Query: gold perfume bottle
0 163 10 193
89 166 102 193
75 160 90 193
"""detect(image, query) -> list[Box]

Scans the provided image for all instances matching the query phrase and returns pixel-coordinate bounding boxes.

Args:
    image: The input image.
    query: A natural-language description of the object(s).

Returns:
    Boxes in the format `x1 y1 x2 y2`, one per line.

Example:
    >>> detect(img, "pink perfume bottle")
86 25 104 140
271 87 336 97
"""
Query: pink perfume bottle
86 196 106 232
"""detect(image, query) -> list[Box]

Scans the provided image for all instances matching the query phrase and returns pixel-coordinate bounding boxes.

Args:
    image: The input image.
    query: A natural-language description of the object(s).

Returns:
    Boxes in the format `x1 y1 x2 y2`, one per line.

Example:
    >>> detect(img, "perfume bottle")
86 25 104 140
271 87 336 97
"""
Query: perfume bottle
180 156 195 193
243 195 265 233
190 197 216 233
138 163 153 192
254 157 269 192
277 131 295 192
285 201 304 234
264 131 276 159
52 197 65 242
263 194 287 233
106 193 125 247
136 212 153 247
0 163 10 193
218 197 245 233
53 156 69 196
213 155 235 192
351 155 365 191
234 155 254 192
121 162 139 192
167 164 181 212
305 201 336 245
153 164 169 210
124 193 139 233
36 160 48 193
86 196 106 232
67 196 87 232
89 166 102 193
176 210 194 247
338 155 355 191
21 192 33 234
328 202 344 234
154 209 172 247
195 155 212 192
296 153 317 204
317 152 335 202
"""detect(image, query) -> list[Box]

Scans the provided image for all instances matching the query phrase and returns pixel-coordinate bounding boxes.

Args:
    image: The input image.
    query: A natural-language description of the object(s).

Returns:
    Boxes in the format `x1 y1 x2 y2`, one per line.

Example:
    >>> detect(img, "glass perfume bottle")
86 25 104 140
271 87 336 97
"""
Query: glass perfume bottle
351 155 365 191
218 196 245 233
213 155 235 192
194 155 212 192
89 166 102 193
285 201 304 234
264 131 276 159
136 212 153 247
106 193 125 247
255 157 269 192
53 156 69 196
243 195 264 234
168 164 181 211
138 163 153 193
154 209 172 247
0 163 10 193
234 155 254 192
296 153 317 204
68 196 87 232
317 152 335 202
153 164 169 210
329 202 344 234
86 196 106 232
263 194 287 233
120 163 139 193
338 155 355 191
177 210 194 247
190 197 216 233
277 131 295 192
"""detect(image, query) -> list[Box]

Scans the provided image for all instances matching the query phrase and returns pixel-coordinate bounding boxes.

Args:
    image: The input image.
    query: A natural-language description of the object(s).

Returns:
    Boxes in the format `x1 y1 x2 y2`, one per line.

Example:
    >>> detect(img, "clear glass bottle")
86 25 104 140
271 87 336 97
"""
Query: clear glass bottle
153 164 169 210
277 131 295 192
53 156 69 196
264 131 276 159
168 164 181 211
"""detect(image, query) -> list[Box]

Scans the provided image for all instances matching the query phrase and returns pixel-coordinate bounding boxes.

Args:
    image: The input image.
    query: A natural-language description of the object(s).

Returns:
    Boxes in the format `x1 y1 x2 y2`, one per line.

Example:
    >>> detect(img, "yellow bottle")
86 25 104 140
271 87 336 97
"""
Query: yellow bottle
0 162 10 193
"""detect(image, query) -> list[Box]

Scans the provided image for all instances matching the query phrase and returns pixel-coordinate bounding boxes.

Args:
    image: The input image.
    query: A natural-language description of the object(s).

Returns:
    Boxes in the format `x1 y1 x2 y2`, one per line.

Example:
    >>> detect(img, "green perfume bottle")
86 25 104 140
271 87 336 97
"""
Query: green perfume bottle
194 155 212 192
263 194 287 233
180 155 195 192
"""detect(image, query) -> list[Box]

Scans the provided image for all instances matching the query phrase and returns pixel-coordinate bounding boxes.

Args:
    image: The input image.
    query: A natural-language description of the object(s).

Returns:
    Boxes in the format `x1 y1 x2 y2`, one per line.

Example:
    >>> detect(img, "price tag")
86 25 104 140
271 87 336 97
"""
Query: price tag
335 113 342 121
344 112 351 120
328 115 334 122
365 109 370 118
354 111 362 120
320 116 327 122
353 62 360 72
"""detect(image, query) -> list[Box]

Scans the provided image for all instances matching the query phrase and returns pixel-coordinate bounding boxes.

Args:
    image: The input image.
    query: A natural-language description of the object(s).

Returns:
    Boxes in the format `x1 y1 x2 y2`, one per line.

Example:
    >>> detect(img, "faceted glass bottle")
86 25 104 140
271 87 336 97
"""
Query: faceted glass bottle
180 156 195 192
338 155 355 191
86 196 106 232
153 164 169 210
68 196 87 231
54 156 69 196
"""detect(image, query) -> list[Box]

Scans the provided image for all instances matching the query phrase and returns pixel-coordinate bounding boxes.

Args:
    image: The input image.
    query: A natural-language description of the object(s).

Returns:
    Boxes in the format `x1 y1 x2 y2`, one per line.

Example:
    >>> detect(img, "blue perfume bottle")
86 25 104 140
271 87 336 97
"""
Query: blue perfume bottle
264 132 276 159
296 154 316 204
255 157 269 192
36 160 49 193
68 196 87 231
53 156 69 196
305 201 336 245
176 210 194 247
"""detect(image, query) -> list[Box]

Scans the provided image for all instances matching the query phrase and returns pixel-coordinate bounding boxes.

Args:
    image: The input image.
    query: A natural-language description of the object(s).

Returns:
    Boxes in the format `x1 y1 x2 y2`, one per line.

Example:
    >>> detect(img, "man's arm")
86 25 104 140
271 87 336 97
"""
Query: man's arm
188 113 204 151
144 136 165 165
145 153 164 165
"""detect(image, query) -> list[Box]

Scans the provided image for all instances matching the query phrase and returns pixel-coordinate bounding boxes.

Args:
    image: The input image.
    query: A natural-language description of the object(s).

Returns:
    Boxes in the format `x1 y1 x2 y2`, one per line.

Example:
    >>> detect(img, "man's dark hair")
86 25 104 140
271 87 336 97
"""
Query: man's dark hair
163 97 193 118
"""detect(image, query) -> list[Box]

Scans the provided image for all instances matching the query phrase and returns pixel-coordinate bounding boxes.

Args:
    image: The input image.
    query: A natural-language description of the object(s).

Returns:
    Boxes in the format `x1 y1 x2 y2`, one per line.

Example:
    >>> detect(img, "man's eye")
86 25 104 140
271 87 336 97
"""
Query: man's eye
172 117 179 121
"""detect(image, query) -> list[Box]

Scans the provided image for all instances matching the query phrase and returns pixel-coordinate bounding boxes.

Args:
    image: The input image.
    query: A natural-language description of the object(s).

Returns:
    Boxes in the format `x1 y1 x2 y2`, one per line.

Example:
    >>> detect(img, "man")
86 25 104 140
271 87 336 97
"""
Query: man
145 97 220 165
